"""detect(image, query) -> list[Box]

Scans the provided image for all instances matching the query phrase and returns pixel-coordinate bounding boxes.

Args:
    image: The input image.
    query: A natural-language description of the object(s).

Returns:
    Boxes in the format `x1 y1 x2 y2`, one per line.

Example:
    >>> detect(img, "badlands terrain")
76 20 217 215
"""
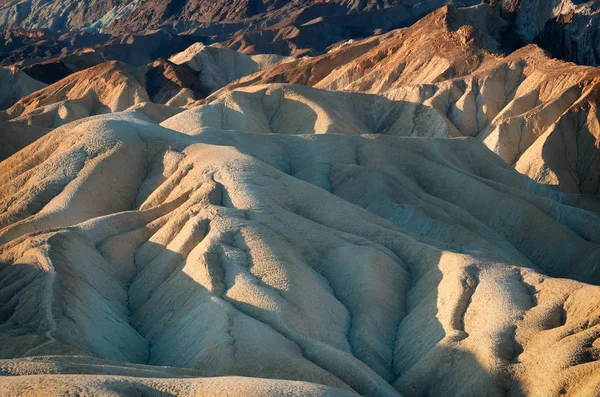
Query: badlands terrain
1 1 600 396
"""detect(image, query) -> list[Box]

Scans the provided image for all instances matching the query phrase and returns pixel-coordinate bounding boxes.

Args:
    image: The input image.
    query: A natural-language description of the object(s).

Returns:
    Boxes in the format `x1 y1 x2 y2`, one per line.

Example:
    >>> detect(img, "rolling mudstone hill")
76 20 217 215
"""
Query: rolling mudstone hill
0 1 600 397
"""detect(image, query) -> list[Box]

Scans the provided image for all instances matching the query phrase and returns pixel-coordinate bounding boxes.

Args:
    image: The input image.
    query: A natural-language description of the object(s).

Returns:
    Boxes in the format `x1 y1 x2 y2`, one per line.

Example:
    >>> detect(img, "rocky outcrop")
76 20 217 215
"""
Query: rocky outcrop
535 5 600 66
141 58 209 105
215 5 507 92
493 0 600 67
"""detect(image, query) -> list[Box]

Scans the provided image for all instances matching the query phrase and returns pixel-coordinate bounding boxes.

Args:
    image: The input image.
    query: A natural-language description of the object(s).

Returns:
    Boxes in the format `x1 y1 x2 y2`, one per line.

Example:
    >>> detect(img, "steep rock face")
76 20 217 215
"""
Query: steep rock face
107 0 441 32
0 58 202 134
0 0 451 35
0 0 479 59
501 0 575 42
0 112 599 396
493 0 600 67
535 5 600 66
106 1 435 57
514 85 600 196
0 0 597 68
215 0 479 57
216 5 507 92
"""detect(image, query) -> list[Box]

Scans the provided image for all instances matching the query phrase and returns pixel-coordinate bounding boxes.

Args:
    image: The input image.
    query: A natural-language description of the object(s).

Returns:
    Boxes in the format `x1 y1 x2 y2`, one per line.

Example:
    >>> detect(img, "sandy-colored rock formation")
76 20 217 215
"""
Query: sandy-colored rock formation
213 5 600 195
0 109 599 396
0 60 194 129
169 42 294 94
0 46 294 157
163 83 454 137
0 44 294 157
0 61 187 158
0 61 150 128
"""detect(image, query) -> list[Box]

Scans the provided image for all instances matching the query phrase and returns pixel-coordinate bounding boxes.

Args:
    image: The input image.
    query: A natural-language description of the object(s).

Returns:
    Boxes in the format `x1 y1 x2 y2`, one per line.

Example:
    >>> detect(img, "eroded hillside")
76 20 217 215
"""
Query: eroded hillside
1 2 600 397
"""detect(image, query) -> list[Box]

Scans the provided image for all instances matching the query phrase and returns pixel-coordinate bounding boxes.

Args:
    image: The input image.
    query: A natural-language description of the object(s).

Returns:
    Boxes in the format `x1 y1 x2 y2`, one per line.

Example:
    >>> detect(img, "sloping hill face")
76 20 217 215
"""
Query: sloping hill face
0 112 599 396
163 84 455 137
0 59 201 125
0 66 46 110
0 61 150 128
0 0 444 34
0 0 595 67
218 5 507 90
0 0 474 60
105 0 451 33
169 42 294 95
0 44 293 159
0 59 203 160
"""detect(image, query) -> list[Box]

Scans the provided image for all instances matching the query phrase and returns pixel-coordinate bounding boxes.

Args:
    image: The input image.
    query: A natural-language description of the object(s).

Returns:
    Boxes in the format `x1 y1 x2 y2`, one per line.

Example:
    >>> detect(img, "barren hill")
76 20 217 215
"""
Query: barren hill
0 111 599 396
213 5 600 196
1 61 150 128
2 2 600 397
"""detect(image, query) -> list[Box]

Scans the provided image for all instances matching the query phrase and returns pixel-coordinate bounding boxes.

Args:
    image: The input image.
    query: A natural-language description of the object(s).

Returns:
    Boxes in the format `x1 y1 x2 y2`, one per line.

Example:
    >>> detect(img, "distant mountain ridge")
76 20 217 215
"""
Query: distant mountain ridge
2 0 600 67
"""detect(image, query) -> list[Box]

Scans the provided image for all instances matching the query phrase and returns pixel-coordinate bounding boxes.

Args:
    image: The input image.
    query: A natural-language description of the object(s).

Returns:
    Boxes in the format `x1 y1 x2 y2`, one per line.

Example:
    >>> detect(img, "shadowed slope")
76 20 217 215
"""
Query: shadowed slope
0 66 46 110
